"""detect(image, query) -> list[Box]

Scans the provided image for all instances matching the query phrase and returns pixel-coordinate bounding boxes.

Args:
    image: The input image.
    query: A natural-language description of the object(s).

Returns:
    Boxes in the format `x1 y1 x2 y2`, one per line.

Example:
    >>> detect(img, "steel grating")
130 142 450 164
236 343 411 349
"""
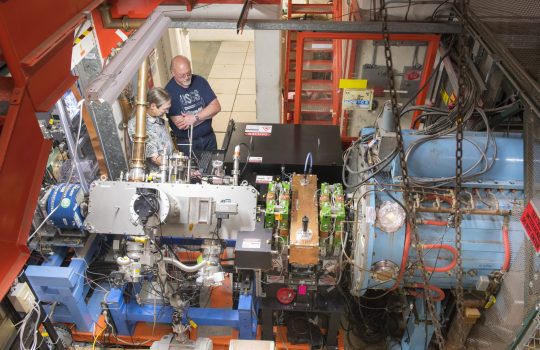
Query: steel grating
470 0 540 19
467 109 540 348
522 324 540 349
470 0 540 86
464 3 540 346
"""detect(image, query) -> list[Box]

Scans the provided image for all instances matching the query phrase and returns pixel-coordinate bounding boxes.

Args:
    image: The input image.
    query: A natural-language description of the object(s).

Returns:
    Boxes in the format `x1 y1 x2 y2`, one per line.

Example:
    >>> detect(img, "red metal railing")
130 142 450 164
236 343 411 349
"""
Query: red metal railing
292 33 440 143
283 0 340 124
0 0 102 300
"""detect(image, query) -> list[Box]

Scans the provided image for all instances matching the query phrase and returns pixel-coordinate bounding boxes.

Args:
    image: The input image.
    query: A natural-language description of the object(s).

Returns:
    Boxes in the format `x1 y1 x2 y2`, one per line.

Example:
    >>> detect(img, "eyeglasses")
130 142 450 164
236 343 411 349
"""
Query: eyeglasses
175 71 192 79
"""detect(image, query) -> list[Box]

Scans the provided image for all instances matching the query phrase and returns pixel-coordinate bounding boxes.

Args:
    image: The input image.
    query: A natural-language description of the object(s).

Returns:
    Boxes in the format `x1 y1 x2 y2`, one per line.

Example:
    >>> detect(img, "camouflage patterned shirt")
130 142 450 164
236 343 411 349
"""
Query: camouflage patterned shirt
128 115 175 172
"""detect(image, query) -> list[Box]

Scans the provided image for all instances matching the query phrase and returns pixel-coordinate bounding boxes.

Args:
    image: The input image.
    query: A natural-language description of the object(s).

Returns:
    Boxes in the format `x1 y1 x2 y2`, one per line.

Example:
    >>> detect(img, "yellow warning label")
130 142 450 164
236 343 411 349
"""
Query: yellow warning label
440 89 449 105
73 26 94 46
339 79 368 89
484 295 496 309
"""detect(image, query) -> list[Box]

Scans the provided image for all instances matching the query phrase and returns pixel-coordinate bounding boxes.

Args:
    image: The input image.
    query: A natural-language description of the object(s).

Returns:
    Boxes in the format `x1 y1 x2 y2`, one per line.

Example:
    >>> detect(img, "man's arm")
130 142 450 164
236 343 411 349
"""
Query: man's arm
170 115 184 129
177 98 221 130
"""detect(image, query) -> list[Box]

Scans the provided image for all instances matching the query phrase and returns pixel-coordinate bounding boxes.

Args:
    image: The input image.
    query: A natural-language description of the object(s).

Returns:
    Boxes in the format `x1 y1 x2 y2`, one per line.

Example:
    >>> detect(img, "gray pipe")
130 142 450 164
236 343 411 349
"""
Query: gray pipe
162 257 208 272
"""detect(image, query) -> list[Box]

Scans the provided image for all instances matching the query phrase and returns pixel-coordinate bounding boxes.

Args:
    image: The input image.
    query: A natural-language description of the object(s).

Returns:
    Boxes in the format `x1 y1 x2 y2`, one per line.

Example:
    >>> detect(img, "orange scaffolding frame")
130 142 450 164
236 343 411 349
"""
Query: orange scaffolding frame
283 0 342 124
292 32 440 143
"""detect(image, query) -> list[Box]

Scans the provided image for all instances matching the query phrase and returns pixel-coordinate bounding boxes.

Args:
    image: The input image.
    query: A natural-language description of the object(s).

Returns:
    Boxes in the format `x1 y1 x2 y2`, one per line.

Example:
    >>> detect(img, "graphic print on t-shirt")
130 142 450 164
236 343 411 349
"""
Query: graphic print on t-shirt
178 90 204 114
166 75 217 139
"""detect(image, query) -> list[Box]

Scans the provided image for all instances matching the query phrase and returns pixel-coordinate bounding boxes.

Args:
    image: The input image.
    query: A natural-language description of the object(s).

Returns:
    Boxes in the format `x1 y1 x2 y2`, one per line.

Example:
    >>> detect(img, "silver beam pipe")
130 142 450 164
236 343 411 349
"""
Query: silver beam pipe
160 154 168 183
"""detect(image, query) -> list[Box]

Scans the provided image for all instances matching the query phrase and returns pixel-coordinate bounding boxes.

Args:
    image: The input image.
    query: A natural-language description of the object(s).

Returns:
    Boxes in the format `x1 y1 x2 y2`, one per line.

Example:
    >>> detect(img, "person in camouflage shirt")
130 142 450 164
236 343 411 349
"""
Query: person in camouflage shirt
128 87 175 173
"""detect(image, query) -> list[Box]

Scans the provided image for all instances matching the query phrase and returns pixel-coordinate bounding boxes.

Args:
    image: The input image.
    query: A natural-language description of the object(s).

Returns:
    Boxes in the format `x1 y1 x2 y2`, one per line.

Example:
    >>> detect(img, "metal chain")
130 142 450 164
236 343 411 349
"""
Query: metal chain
455 0 469 348
379 1 445 348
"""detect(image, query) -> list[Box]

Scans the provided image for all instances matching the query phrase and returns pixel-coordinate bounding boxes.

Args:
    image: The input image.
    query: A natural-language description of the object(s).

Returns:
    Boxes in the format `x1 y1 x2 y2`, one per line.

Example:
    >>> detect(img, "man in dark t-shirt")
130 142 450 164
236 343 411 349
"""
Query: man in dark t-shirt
165 55 221 155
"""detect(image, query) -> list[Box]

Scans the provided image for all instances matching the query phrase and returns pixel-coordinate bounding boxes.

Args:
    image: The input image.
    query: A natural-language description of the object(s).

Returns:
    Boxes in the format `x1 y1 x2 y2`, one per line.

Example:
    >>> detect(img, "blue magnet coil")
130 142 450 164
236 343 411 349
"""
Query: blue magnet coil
46 183 85 229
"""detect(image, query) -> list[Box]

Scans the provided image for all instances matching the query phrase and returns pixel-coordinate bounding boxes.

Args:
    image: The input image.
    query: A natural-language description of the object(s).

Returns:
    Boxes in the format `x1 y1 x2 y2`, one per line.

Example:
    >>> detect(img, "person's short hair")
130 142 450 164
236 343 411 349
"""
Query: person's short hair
147 87 171 108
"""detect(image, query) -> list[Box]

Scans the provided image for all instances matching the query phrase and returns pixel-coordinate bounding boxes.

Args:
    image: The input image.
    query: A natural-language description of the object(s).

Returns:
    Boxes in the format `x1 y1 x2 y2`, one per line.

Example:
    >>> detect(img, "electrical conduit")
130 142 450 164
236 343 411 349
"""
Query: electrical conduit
501 221 511 272
390 223 411 291
421 244 458 273
408 284 446 302
162 257 208 273
419 219 448 227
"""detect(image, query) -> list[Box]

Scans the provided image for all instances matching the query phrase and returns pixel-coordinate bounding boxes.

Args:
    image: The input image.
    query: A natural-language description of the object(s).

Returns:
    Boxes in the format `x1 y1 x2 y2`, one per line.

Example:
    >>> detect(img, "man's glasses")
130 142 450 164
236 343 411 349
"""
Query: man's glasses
176 72 192 79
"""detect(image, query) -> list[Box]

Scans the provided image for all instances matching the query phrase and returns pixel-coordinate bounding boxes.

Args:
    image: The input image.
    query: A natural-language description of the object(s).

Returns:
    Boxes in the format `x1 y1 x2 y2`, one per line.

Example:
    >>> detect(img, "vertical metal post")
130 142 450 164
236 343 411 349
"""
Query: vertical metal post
524 107 539 311
237 293 256 339
399 298 440 349
20 274 67 350
294 33 305 125
326 312 340 347
332 37 341 126
105 288 133 335
261 308 273 341
130 59 150 182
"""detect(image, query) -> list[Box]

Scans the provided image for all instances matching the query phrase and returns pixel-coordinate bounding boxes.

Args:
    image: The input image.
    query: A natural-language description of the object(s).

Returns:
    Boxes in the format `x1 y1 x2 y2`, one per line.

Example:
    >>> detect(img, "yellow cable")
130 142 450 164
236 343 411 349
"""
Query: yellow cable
92 325 106 350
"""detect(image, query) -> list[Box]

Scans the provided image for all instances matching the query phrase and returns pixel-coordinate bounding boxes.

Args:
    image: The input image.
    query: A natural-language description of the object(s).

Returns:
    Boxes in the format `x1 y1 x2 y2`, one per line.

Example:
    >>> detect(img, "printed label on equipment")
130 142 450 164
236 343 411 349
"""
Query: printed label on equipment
245 125 273 136
60 198 71 208
342 88 373 110
366 206 376 224
311 43 333 49
248 156 263 163
267 275 285 284
242 238 261 249
256 175 273 184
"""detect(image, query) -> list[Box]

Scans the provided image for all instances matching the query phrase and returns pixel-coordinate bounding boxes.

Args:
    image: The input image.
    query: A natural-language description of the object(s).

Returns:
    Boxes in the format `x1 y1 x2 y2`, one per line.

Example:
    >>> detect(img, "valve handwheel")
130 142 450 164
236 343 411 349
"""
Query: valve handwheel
276 287 296 304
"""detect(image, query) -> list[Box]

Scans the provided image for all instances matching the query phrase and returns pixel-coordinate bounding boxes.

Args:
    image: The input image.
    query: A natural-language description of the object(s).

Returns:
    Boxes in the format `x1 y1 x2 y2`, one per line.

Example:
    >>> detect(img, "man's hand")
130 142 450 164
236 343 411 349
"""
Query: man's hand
173 114 197 130
170 114 197 130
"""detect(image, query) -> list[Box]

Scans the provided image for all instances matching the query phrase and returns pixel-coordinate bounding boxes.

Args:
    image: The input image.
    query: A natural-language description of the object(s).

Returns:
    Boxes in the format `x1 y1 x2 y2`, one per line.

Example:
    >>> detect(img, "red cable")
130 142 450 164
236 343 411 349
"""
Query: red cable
501 224 511 272
408 283 446 302
390 223 411 291
425 194 454 205
421 220 448 227
422 244 458 273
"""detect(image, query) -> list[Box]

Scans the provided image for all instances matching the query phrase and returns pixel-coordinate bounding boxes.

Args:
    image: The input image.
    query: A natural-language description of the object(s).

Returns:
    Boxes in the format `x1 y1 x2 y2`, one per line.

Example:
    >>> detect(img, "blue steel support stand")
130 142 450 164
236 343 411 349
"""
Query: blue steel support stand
106 286 257 339
105 287 174 335
387 298 442 350
26 231 258 338
25 234 103 332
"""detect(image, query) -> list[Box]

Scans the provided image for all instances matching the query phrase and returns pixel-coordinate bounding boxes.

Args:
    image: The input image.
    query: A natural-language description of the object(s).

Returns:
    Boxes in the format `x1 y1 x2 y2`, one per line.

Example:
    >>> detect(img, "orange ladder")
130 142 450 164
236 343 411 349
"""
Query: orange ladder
283 0 342 125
